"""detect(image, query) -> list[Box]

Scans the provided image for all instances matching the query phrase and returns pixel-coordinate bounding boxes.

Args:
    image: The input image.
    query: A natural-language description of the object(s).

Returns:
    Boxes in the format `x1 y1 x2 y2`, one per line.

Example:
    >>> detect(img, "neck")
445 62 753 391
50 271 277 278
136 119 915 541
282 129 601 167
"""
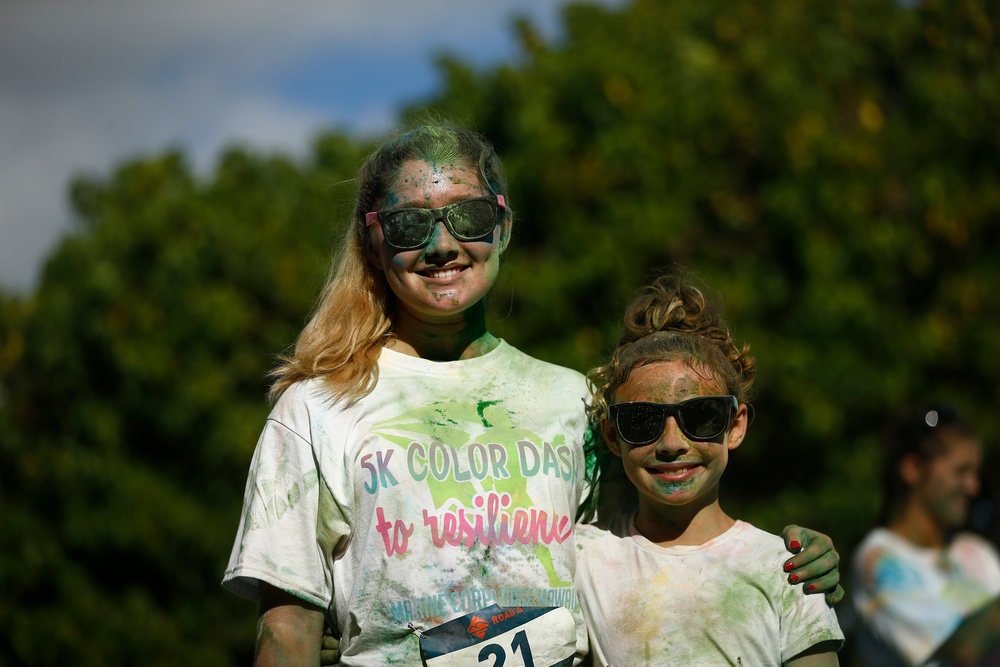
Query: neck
389 302 499 361
633 495 733 547
888 504 946 548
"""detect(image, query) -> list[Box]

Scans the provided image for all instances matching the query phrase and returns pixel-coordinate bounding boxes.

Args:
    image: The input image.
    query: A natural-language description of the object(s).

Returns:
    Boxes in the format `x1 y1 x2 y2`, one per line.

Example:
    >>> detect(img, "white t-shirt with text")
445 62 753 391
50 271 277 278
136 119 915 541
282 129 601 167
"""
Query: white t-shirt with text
223 341 590 666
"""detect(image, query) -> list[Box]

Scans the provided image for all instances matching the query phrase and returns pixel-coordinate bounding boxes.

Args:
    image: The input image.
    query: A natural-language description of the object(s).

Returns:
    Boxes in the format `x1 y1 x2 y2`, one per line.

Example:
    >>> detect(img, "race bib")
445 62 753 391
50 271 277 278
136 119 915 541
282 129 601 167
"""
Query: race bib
417 604 576 667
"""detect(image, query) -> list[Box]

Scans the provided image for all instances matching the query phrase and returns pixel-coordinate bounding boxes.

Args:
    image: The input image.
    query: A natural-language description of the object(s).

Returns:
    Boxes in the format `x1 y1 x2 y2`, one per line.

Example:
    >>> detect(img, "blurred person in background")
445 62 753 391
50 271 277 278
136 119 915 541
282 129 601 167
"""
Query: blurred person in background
851 405 1000 667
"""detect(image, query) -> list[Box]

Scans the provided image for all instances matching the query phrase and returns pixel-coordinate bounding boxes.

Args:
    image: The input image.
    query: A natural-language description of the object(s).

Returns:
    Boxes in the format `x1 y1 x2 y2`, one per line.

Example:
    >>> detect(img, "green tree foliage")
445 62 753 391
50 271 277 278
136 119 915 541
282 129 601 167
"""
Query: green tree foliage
0 137 368 665
420 0 1000 549
2 0 999 664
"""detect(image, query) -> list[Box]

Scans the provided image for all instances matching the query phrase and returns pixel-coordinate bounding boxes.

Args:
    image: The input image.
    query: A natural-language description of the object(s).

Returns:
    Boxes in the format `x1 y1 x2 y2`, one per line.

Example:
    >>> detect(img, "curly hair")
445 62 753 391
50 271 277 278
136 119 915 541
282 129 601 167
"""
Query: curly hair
578 271 755 522
588 271 756 425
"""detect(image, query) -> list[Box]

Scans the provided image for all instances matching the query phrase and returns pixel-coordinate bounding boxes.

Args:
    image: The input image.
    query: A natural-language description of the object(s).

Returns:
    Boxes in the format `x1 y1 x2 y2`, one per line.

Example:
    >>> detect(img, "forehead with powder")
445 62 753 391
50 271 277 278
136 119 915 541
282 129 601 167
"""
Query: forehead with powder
381 159 484 208
396 158 479 186
615 360 724 403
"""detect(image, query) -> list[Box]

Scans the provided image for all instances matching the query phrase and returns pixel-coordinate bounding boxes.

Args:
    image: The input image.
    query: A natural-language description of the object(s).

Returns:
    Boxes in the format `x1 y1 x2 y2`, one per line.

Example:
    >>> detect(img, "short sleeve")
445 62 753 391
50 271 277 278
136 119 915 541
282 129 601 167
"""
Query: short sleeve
778 555 845 662
222 389 349 609
951 533 1000 597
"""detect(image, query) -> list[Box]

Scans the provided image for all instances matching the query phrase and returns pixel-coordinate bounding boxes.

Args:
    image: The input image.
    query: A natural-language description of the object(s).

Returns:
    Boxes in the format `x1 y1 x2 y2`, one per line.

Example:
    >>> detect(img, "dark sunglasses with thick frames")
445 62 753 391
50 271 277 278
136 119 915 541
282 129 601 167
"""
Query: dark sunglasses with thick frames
365 195 506 250
608 395 738 446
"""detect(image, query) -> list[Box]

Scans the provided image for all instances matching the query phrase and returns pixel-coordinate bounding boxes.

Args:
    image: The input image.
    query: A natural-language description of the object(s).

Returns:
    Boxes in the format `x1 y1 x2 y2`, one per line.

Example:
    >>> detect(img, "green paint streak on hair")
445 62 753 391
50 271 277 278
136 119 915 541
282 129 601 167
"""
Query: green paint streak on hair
355 123 508 230
412 126 463 166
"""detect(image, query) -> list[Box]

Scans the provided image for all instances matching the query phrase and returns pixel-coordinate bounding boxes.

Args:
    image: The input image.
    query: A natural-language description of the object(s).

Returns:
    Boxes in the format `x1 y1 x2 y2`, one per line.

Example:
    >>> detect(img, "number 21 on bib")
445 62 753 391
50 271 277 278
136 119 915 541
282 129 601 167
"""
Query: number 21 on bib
417 604 576 667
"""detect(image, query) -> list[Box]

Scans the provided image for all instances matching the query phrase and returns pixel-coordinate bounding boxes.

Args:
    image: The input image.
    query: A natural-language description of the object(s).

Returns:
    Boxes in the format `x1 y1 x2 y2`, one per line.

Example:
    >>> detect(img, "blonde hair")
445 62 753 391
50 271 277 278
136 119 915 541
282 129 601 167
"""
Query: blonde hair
268 123 510 404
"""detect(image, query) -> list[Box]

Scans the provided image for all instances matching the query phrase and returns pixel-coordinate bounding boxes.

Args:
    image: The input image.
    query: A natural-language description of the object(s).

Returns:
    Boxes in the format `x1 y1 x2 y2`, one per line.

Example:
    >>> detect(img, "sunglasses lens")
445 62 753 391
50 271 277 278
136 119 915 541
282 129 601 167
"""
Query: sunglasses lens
678 397 731 440
377 198 499 249
381 210 433 249
446 199 499 240
611 397 734 445
614 403 666 446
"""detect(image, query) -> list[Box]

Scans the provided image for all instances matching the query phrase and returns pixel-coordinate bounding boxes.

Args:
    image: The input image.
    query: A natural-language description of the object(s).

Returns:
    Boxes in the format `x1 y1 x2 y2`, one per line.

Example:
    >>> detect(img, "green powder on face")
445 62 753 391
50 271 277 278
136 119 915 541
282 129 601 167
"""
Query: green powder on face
652 475 699 498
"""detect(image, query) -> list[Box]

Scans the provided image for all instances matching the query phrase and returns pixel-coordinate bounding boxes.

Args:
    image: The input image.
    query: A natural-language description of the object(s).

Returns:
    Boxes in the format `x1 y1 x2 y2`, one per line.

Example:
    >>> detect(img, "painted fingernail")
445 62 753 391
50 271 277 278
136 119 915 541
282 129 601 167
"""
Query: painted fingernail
789 540 801 550
808 584 816 592
790 574 799 584
784 562 795 572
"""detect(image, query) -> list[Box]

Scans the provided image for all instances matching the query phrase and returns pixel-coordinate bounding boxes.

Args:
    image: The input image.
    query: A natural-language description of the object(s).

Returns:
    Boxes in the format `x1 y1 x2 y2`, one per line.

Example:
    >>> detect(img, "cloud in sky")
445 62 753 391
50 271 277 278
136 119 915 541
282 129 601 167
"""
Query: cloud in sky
0 0 621 292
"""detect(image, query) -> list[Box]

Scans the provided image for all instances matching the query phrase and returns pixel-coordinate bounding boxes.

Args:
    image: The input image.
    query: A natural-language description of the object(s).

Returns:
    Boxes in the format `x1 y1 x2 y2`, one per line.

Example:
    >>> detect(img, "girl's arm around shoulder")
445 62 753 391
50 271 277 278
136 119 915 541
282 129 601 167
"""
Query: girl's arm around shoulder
780 524 844 605
784 640 840 667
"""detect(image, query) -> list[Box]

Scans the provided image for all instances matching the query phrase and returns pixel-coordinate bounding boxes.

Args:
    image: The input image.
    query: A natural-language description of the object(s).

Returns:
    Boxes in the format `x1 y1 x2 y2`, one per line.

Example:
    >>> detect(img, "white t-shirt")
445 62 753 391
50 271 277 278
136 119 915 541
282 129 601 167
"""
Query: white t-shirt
575 514 844 666
223 341 591 666
851 527 1000 666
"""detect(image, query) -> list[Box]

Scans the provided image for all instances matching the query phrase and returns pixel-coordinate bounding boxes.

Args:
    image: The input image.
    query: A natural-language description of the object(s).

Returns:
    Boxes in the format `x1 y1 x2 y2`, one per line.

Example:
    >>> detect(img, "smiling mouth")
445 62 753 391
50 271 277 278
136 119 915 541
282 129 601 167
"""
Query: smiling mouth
646 464 701 482
421 267 465 280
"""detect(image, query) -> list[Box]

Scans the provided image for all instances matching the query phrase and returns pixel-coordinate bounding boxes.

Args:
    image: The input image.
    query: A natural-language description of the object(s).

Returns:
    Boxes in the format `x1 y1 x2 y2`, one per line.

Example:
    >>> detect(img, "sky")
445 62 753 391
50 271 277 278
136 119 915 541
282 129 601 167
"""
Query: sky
0 0 623 294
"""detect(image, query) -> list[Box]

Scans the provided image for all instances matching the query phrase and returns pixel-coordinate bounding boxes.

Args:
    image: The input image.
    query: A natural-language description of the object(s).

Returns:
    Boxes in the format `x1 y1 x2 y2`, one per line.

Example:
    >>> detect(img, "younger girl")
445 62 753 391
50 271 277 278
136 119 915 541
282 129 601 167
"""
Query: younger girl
576 272 844 666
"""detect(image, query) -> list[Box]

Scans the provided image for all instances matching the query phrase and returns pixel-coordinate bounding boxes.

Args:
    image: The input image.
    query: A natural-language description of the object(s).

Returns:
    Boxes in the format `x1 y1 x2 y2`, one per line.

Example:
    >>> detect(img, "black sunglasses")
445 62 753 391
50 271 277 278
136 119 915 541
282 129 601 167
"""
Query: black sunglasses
608 395 738 446
365 195 506 250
